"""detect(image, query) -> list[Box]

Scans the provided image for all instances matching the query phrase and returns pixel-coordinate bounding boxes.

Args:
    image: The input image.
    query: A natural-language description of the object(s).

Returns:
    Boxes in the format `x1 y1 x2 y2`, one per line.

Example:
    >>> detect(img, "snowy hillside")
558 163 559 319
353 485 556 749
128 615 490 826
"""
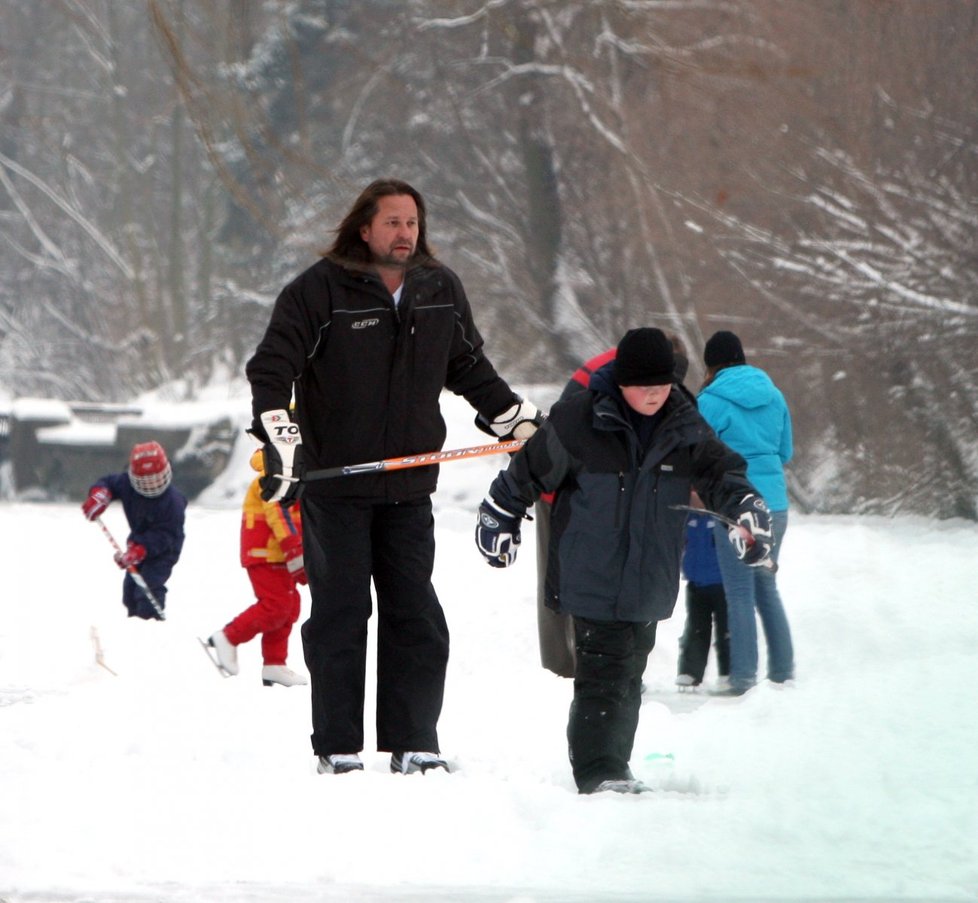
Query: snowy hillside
1 390 976 903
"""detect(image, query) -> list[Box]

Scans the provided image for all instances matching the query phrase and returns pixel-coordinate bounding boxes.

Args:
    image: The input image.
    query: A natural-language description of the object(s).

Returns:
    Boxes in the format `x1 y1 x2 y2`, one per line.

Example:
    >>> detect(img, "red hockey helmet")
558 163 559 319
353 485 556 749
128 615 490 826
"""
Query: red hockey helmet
128 441 172 497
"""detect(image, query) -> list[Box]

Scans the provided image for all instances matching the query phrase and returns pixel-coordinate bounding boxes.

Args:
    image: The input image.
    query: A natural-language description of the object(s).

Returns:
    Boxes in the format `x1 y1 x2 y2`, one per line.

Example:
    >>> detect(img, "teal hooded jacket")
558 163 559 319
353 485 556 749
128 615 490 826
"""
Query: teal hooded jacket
698 365 793 511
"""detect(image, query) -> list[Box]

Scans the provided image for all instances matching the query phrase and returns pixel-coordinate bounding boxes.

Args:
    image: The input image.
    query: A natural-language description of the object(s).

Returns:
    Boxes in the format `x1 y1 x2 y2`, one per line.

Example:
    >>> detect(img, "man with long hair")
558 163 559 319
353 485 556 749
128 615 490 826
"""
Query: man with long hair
247 178 542 777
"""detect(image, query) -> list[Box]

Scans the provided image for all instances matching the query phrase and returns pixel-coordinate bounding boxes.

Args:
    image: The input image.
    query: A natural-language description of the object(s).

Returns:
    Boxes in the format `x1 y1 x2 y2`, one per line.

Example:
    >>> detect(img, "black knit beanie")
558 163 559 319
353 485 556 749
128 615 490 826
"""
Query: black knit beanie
673 350 690 384
614 328 676 387
704 330 746 368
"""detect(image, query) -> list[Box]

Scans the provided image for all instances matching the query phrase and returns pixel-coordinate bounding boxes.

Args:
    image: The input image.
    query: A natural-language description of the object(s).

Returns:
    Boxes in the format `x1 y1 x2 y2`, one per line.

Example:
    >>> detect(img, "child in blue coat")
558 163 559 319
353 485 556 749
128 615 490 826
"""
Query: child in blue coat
81 441 187 620
676 499 729 689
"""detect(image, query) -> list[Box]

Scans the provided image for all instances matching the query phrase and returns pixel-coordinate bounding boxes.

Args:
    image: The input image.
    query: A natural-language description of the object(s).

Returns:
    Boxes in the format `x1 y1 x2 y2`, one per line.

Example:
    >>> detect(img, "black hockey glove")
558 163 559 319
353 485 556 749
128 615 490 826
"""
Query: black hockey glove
258 409 304 504
476 497 523 568
728 494 773 567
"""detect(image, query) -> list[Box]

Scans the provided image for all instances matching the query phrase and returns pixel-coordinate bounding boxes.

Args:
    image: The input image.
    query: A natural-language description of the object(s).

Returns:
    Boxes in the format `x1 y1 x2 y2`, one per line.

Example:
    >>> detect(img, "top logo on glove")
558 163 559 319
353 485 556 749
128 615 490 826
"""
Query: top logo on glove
270 422 301 444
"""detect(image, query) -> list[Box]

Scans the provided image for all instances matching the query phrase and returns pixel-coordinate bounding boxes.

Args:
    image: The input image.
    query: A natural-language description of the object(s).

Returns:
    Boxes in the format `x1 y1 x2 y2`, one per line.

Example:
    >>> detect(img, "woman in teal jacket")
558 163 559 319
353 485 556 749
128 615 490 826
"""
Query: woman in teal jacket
698 331 794 694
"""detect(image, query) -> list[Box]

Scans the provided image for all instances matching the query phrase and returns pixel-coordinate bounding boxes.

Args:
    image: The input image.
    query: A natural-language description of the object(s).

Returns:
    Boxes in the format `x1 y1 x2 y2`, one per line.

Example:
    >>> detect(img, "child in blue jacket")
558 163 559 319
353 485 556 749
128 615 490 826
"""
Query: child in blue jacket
81 441 187 620
676 500 729 689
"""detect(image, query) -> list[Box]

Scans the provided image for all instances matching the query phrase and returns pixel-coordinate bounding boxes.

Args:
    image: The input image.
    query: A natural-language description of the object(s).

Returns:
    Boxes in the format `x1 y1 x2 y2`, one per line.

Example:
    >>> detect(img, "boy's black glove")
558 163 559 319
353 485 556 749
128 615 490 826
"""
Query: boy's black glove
475 497 523 567
728 494 773 566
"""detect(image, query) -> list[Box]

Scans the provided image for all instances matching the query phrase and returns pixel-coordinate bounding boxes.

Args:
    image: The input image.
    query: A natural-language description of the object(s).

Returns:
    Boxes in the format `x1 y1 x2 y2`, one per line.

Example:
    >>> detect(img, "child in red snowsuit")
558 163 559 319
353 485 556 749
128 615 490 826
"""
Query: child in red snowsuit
206 449 308 687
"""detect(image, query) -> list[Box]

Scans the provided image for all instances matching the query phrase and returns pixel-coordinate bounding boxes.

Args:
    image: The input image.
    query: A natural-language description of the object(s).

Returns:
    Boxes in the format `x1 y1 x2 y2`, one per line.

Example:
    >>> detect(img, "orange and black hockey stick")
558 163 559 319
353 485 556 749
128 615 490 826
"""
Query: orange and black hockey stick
303 439 526 482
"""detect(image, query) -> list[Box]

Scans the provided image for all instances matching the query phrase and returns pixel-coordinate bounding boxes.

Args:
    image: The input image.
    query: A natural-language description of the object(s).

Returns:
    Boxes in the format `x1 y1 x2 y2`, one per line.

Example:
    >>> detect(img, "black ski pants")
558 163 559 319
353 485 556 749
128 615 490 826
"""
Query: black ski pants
677 582 729 683
567 617 657 793
300 496 450 757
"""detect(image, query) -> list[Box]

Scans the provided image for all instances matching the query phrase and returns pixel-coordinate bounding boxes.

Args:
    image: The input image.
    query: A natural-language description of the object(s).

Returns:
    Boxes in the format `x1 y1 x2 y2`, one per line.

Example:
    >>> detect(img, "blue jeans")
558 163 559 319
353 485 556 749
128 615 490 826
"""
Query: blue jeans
713 510 793 690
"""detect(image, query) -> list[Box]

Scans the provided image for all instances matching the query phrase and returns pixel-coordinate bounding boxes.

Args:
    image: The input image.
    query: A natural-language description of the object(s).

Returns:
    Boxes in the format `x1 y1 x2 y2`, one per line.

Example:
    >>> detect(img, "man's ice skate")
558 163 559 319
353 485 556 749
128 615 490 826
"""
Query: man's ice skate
261 665 308 687
675 674 700 693
390 751 449 775
317 753 364 775
204 629 239 676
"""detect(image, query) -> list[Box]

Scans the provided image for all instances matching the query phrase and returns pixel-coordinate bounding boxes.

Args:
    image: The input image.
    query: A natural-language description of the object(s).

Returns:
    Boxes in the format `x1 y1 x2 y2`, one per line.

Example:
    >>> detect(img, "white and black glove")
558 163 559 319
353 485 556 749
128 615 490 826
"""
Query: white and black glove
728 494 773 567
478 398 545 442
258 409 304 504
476 497 523 568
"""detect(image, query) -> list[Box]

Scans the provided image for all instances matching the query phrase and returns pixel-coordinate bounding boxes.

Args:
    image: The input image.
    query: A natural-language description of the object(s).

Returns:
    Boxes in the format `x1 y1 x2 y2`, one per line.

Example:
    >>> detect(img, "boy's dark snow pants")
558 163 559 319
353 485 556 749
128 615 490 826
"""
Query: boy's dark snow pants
568 617 657 793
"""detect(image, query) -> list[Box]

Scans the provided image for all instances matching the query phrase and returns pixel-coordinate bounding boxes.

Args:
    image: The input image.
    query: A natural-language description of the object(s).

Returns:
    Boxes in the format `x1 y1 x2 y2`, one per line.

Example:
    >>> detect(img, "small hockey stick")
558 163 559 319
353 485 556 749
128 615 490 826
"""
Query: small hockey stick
94 516 167 619
670 504 778 573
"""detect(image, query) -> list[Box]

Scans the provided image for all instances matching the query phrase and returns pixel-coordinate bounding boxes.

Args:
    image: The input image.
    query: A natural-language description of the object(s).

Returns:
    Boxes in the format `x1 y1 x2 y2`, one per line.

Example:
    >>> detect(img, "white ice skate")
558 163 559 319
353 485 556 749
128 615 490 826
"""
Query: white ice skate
261 665 308 687
205 630 239 676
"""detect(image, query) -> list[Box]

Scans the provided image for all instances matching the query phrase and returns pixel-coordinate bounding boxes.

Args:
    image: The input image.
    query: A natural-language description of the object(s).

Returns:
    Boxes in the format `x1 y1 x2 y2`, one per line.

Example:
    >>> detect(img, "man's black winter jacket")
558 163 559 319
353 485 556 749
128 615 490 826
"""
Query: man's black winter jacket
247 256 518 501
490 375 757 623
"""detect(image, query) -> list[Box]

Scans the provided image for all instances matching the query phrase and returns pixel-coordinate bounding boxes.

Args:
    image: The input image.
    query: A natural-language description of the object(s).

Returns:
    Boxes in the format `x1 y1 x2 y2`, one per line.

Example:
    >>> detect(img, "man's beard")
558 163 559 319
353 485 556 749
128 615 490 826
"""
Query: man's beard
375 247 414 268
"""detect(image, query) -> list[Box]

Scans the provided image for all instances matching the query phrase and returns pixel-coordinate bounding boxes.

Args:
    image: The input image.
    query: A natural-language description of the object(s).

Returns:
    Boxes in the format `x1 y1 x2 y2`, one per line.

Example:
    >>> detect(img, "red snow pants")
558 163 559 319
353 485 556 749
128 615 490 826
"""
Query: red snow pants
224 564 302 666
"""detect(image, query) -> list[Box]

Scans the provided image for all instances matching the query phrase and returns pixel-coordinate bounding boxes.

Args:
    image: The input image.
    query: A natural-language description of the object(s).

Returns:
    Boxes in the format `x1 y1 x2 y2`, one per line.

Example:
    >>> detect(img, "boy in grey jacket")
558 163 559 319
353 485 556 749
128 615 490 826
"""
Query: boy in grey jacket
475 328 773 794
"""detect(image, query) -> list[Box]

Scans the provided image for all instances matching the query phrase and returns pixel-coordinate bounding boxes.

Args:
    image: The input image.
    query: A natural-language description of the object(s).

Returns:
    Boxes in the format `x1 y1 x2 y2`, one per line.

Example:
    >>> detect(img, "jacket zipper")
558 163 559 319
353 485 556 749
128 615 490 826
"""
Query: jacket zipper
615 472 625 529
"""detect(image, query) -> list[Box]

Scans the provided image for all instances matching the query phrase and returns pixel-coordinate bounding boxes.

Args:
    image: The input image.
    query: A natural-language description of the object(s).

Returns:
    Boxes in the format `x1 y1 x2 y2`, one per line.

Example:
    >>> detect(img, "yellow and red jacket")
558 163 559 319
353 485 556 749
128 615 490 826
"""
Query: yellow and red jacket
240 450 303 568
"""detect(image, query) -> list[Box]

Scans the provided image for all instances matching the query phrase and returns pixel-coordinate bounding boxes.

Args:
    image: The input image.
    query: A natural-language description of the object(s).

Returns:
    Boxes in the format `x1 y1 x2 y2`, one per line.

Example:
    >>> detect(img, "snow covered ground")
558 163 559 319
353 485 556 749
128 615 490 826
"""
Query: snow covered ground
1 389 977 903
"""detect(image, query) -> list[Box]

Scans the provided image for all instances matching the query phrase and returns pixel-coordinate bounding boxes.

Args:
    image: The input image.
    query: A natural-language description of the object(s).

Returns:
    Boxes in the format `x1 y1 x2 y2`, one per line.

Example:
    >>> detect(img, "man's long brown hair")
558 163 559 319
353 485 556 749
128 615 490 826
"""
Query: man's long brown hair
323 178 435 268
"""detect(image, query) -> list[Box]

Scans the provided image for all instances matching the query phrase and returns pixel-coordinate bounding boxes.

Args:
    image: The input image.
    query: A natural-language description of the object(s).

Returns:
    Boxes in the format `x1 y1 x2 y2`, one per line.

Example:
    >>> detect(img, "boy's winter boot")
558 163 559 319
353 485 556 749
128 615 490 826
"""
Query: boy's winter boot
261 665 308 687
590 778 651 794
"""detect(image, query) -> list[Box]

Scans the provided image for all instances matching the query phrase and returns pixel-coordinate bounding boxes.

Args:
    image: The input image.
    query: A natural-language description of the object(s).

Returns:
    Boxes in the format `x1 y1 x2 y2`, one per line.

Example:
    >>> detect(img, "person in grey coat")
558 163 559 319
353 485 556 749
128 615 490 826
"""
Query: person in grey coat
535 335 692 679
475 328 774 794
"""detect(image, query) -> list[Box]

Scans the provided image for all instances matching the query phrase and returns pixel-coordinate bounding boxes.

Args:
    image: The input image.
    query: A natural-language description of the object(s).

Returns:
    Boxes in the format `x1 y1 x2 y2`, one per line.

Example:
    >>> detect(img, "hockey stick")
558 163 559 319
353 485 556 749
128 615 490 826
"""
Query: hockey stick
670 504 778 573
94 516 167 619
303 438 526 482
